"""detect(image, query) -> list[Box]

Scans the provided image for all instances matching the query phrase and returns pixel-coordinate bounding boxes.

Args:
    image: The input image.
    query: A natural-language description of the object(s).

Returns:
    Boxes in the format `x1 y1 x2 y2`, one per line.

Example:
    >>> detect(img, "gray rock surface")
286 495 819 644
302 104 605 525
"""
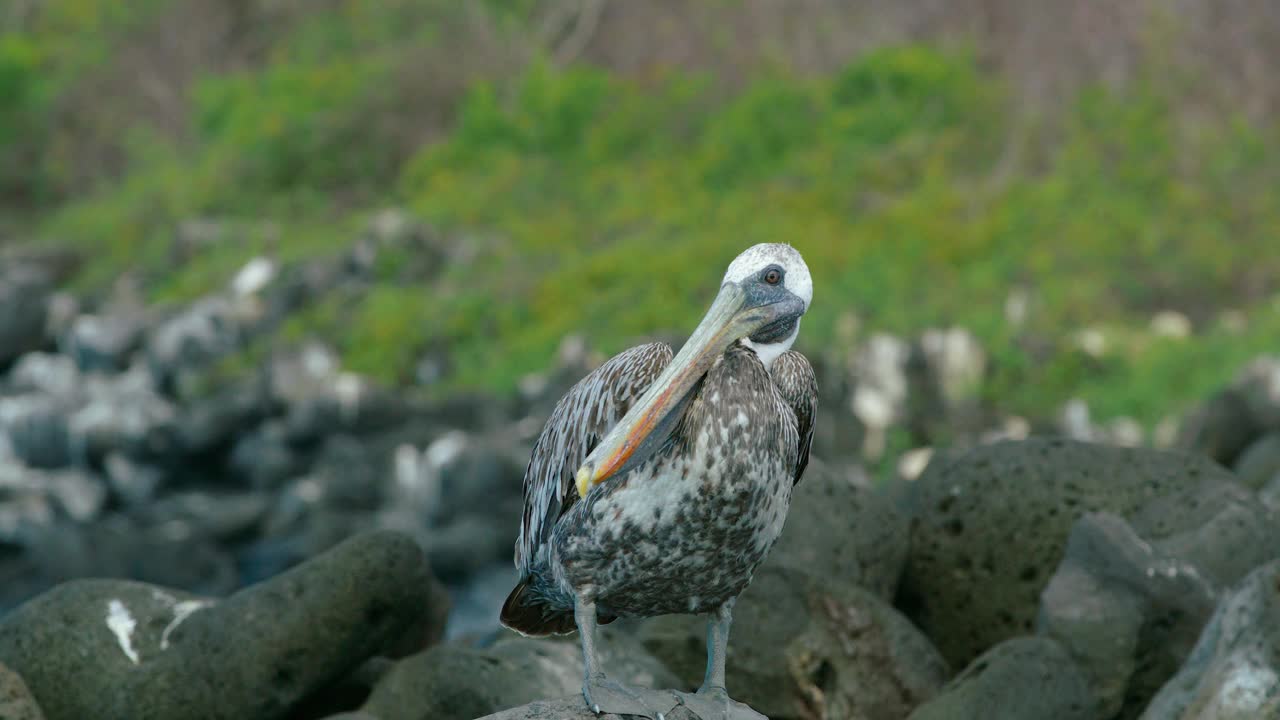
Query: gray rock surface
63 310 145 373
0 661 45 720
19 514 240 597
0 363 178 468
361 626 678 720
0 395 74 469
478 696 703 720
1037 513 1213 718
640 564 948 720
0 266 52 366
0 456 107 544
1178 357 1280 466
0 531 438 720
906 636 1093 720
173 375 273 456
1264 474 1280 513
1141 559 1280 720
228 420 304 490
146 297 244 389
70 366 178 463
1232 432 1280 491
6 353 79 397
900 437 1247 667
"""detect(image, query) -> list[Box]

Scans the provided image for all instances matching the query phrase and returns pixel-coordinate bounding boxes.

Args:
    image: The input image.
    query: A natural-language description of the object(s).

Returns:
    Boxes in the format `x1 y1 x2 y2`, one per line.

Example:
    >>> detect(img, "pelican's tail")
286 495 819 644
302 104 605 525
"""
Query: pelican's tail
499 576 577 637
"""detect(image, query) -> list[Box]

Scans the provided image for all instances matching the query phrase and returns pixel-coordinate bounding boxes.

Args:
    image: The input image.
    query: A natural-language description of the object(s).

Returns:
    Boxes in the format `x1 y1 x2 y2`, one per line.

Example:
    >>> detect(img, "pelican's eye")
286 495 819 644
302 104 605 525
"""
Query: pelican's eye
763 268 782 285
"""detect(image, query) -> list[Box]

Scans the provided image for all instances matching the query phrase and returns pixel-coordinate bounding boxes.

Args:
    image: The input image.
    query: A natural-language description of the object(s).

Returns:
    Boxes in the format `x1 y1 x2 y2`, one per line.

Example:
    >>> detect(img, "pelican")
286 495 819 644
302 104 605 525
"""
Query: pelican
500 244 817 719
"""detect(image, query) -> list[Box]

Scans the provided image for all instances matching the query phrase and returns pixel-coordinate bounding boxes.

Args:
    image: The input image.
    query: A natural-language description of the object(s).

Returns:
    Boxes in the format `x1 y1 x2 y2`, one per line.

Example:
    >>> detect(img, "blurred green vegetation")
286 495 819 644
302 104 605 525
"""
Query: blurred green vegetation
4 2 1279 427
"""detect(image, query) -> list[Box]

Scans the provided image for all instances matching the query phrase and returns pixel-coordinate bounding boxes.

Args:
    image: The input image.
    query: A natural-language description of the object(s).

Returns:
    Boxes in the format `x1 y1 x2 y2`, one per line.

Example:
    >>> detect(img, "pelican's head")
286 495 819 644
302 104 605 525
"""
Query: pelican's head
574 244 812 497
721 242 813 368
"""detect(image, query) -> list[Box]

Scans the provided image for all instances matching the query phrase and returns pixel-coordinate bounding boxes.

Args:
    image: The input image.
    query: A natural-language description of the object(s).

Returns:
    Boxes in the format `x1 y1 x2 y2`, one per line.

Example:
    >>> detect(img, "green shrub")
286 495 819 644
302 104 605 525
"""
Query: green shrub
19 29 1280 430
0 36 47 204
193 58 398 205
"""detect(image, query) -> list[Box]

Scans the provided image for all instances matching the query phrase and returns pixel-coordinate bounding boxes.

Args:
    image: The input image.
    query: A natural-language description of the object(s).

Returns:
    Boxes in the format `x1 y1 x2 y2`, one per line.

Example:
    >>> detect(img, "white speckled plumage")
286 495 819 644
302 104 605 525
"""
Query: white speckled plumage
514 342 675 576
505 250 818 635
502 244 819 718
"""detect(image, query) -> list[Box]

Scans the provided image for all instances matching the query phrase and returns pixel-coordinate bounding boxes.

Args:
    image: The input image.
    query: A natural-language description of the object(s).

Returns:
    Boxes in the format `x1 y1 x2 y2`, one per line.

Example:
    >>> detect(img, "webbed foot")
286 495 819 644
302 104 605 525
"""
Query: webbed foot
673 685 767 720
582 673 679 719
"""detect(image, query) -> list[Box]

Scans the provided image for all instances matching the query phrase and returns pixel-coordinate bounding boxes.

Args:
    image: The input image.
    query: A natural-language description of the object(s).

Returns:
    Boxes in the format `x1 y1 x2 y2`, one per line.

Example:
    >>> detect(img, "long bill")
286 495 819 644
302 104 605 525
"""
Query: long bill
575 281 770 498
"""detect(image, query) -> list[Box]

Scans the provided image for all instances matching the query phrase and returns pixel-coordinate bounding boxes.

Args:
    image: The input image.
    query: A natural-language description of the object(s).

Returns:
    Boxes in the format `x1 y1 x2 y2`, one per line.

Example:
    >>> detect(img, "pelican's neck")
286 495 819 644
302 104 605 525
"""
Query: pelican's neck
741 322 800 370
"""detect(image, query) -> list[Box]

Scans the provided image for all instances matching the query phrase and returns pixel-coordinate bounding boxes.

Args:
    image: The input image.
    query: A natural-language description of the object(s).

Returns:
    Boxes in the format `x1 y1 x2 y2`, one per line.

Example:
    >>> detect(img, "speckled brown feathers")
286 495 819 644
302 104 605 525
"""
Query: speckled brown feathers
771 350 817 485
502 340 817 636
514 342 673 575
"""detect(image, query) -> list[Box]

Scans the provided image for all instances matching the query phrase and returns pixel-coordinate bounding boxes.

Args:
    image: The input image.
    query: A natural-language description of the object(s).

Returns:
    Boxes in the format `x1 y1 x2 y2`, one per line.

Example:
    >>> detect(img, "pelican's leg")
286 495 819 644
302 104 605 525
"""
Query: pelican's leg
674 599 766 720
701 597 733 694
576 597 677 720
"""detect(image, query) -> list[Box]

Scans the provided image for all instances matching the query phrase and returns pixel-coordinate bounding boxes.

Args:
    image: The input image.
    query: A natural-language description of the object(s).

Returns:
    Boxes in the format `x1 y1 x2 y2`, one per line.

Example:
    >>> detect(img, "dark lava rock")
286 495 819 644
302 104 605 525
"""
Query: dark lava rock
249 477 382 582
0 464 106 543
6 353 79 397
62 310 145 373
310 435 387 509
379 430 524 584
1 395 74 469
0 265 52 367
1265 475 1280 514
431 433 525 521
478 696 703 720
0 530 438 720
1036 510 1267 719
640 564 948 720
900 437 1245 668
423 515 516 583
906 636 1092 720
228 421 306 491
1178 357 1280 466
266 344 406 444
768 459 908 600
360 626 679 720
1233 431 1280 491
135 491 271 542
176 378 274 457
103 452 165 507
72 368 178 463
287 657 396 720
0 661 45 720
20 515 239 597
0 549 43 615
1141 559 1280 720
146 297 243 389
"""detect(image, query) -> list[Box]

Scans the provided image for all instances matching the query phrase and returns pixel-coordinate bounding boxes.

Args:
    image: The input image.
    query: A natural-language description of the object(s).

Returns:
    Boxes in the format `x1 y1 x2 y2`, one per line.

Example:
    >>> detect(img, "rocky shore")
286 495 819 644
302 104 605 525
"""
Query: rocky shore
2 235 1279 719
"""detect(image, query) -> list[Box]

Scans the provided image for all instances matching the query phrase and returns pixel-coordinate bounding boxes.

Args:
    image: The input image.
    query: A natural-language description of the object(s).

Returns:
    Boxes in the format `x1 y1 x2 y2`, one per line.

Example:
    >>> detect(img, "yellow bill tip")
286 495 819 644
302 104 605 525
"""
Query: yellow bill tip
575 465 592 499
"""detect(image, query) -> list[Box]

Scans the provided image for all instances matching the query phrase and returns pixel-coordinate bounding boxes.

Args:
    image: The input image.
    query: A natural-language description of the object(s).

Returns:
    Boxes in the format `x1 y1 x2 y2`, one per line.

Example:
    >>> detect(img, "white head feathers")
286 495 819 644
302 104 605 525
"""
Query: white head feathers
722 243 812 369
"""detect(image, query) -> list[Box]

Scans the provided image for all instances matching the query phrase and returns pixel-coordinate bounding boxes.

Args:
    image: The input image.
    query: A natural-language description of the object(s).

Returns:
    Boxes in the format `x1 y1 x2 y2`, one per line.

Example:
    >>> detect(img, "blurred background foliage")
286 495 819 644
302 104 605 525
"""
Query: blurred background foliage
2 0 1279 427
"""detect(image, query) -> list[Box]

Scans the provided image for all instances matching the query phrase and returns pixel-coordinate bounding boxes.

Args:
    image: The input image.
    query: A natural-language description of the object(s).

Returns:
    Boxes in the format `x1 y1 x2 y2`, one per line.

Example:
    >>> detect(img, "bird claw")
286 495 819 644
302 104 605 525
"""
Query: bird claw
582 675 678 719
673 686 767 720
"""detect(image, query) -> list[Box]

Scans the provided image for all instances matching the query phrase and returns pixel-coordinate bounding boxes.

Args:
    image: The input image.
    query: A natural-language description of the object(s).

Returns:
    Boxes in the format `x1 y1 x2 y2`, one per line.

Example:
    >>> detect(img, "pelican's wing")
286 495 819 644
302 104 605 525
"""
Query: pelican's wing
771 350 818 485
515 342 673 573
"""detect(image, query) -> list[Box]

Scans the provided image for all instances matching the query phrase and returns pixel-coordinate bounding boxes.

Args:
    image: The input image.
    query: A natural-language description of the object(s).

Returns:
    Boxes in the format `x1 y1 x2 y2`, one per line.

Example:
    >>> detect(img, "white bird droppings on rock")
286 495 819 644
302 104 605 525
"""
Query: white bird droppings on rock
106 599 139 665
1150 310 1192 339
161 600 212 650
425 430 468 471
1074 327 1107 357
335 372 363 421
897 447 934 481
231 257 276 297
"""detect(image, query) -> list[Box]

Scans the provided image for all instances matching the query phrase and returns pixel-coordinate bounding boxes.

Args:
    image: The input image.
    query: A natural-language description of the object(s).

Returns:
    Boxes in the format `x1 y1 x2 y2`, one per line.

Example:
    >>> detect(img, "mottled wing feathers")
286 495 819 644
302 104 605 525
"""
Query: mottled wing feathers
515 342 673 573
771 350 818 485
